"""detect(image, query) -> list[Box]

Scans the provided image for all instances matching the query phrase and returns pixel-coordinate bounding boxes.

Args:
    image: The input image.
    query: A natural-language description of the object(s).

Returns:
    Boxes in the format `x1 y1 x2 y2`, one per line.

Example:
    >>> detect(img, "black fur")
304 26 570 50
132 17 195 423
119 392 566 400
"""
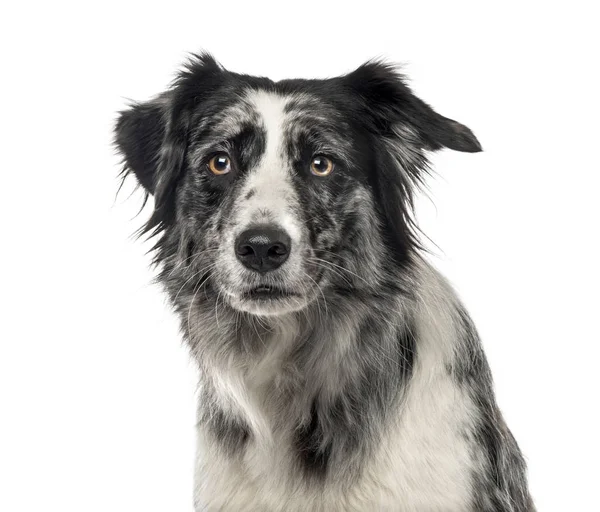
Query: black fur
293 314 417 480
115 53 534 511
452 307 535 511
201 402 250 457
115 54 481 269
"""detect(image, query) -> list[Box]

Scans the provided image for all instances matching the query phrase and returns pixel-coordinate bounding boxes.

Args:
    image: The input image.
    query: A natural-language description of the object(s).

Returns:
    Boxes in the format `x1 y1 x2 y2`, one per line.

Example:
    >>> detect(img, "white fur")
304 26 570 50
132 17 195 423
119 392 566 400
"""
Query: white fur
215 91 316 316
236 91 302 244
194 259 481 511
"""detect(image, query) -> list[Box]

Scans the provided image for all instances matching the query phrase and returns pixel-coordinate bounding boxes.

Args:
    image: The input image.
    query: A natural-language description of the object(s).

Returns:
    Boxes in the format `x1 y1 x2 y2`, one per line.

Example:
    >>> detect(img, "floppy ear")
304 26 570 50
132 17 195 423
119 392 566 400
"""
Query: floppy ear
114 53 224 210
115 96 169 194
345 60 482 153
343 61 481 265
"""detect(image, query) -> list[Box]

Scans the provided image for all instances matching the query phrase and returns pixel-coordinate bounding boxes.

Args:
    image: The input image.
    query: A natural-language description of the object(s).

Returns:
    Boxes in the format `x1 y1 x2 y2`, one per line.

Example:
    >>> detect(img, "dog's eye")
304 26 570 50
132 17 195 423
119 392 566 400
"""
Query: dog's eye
310 156 334 177
208 154 231 175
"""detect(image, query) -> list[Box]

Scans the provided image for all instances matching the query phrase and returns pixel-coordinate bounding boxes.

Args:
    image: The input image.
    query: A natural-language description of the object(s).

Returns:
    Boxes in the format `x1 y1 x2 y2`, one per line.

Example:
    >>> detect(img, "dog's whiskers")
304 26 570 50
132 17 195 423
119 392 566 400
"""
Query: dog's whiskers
172 261 218 305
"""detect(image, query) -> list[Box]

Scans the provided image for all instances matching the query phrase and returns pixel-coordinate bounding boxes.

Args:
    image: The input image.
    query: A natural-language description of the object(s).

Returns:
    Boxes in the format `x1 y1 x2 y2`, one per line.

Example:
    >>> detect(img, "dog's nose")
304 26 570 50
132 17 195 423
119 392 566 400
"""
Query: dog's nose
235 226 291 273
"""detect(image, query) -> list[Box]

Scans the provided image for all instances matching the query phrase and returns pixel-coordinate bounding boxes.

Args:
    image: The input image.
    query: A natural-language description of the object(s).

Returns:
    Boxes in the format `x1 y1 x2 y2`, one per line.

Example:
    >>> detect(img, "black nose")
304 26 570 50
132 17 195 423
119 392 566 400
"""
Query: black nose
235 226 291 273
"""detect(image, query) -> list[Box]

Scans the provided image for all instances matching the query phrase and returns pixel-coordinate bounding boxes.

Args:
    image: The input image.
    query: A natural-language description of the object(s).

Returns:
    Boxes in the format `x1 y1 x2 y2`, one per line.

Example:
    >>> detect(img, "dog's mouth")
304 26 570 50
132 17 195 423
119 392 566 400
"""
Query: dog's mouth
243 285 299 301
224 282 313 316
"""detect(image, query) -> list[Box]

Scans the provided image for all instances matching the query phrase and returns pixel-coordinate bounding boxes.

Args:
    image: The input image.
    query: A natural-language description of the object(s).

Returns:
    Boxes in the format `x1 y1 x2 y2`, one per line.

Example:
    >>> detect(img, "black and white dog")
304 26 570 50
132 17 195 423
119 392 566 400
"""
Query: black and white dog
115 54 534 511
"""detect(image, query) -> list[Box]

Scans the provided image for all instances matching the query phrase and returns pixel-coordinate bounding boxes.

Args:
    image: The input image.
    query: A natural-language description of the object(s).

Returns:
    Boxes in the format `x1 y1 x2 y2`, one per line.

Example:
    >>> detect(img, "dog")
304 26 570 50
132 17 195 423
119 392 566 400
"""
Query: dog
115 54 534 511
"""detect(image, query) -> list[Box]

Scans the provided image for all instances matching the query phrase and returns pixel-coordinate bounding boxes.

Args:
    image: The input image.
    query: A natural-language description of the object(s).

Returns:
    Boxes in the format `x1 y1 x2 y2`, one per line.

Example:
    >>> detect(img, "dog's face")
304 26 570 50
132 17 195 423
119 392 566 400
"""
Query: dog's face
179 88 380 316
116 55 480 317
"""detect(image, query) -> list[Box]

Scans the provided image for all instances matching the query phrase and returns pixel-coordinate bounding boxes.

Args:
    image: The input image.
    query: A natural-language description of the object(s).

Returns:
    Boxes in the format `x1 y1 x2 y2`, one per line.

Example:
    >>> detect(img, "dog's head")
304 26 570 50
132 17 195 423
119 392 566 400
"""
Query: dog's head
115 54 480 317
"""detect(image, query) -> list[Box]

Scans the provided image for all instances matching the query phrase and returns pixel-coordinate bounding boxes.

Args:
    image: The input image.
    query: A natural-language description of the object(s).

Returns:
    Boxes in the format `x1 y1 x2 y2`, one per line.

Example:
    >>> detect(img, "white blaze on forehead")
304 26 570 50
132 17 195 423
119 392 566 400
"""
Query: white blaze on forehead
239 90 302 242
249 90 288 155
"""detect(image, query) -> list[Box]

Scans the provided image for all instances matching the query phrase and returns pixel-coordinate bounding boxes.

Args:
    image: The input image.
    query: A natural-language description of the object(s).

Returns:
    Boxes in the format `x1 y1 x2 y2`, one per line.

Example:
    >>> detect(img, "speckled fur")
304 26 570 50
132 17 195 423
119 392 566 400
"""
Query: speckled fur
115 54 534 511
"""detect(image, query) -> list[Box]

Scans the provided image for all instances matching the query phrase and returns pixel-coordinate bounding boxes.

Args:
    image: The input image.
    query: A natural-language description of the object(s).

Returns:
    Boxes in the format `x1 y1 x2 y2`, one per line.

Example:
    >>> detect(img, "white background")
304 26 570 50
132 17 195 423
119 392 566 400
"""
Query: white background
1 1 598 510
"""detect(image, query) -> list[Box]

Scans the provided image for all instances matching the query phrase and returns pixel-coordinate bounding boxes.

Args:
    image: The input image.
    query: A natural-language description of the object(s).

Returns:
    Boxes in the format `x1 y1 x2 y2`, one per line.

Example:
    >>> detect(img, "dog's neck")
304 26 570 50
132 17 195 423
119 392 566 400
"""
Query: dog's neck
183 285 418 477
186 285 414 377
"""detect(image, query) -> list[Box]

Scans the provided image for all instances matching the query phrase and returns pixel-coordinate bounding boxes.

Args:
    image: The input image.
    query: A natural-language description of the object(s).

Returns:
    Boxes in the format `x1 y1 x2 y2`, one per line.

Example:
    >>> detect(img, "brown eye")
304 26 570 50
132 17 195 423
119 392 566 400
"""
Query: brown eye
310 155 334 176
208 154 231 175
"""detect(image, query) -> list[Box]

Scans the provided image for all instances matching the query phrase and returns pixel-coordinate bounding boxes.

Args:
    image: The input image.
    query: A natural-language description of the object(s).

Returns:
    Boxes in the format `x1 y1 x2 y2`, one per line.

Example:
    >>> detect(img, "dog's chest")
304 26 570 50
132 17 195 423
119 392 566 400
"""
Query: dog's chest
198 353 478 512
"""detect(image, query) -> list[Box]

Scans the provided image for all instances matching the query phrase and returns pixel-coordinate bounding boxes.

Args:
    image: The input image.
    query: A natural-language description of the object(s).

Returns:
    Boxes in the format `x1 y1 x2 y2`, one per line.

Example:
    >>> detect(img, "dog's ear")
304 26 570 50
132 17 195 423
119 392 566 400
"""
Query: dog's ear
115 96 168 194
343 61 481 264
345 60 482 153
114 53 224 209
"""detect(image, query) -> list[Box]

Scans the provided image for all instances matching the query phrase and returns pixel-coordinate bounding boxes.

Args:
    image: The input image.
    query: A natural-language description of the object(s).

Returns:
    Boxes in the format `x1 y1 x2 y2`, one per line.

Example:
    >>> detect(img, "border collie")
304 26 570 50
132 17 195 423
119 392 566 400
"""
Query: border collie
115 54 534 511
